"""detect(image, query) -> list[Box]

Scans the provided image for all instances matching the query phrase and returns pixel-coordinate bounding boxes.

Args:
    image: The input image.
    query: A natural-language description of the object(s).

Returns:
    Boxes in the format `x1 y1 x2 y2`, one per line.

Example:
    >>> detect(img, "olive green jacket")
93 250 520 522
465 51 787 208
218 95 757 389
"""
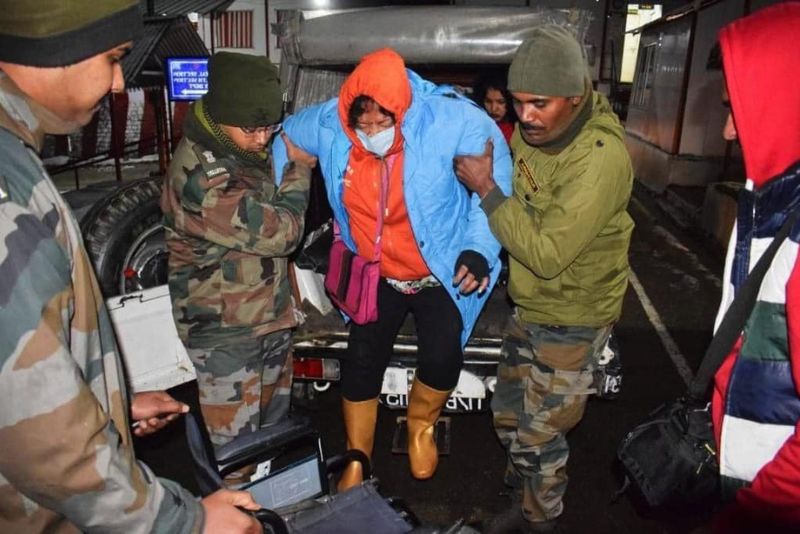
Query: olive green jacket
482 92 633 327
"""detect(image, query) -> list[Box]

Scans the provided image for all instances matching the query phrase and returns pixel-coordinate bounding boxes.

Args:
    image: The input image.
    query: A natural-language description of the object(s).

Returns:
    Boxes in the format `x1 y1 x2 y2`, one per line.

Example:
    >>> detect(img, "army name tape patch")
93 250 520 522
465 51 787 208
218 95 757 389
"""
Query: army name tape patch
517 158 539 194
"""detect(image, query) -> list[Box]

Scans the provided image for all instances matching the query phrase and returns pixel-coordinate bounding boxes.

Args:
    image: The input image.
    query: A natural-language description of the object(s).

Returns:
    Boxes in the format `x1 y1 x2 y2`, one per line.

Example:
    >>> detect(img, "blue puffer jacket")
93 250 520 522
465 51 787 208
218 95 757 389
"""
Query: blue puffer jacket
272 61 512 346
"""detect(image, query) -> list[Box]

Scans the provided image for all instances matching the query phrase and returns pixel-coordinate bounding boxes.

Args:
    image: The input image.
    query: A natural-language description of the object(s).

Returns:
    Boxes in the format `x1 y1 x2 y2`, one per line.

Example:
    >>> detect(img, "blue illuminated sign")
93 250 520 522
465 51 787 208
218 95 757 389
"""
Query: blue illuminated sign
166 57 209 101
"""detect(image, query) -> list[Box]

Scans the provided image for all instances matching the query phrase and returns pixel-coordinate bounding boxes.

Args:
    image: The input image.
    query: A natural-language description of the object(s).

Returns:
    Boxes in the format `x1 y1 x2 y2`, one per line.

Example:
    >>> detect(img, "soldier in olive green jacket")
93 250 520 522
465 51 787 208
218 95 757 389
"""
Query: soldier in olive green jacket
455 25 633 532
162 52 316 450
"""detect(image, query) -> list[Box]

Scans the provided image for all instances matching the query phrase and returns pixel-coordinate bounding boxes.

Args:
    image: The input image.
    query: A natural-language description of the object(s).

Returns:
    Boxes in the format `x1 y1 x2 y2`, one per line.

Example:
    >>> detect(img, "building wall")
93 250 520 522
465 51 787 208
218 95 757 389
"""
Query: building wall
677 0 745 158
626 0 785 190
626 15 693 154
198 0 268 57
603 2 628 82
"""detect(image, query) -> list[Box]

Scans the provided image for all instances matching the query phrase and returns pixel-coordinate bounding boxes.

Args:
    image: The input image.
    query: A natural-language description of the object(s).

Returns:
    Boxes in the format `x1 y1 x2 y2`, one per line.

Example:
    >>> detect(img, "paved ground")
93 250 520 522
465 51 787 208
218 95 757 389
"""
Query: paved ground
132 183 729 533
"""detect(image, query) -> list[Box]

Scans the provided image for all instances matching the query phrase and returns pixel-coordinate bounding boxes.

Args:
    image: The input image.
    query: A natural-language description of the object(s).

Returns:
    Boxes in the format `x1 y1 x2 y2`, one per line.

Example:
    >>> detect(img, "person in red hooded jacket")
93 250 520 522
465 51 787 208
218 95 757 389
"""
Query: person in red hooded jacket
710 2 800 530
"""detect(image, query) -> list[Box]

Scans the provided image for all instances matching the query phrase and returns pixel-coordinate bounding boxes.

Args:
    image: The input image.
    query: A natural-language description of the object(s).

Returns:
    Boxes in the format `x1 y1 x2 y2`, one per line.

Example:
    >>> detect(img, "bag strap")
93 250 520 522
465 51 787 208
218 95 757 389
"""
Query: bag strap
332 153 398 259
372 153 397 262
687 210 799 402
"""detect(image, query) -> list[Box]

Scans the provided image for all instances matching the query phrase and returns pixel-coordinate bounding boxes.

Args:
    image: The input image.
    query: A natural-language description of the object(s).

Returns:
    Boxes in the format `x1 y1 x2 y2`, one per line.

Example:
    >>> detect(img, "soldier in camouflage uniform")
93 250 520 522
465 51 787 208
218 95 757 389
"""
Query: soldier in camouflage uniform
162 52 315 450
455 26 633 532
0 2 262 532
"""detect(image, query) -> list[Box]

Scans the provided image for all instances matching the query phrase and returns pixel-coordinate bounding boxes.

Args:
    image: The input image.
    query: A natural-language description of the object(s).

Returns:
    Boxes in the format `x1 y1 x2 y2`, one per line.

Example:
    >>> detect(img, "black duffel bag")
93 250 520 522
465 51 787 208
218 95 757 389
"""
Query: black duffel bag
617 398 717 507
617 210 798 508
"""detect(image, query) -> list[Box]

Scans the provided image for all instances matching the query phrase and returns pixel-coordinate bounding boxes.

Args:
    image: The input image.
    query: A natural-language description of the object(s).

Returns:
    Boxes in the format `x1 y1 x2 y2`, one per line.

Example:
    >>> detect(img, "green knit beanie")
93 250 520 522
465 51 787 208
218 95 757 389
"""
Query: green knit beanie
508 25 586 97
204 52 282 128
0 0 142 67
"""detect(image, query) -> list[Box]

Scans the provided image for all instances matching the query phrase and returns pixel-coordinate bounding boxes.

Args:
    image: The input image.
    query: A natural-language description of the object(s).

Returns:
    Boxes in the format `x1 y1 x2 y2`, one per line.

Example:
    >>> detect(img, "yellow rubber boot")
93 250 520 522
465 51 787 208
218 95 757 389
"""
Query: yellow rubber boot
406 379 452 479
337 397 379 492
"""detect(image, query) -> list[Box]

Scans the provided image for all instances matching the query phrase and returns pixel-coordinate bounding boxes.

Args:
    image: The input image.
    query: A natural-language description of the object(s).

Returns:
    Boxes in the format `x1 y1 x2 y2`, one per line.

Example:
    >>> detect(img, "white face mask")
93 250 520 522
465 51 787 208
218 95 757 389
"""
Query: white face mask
356 127 395 156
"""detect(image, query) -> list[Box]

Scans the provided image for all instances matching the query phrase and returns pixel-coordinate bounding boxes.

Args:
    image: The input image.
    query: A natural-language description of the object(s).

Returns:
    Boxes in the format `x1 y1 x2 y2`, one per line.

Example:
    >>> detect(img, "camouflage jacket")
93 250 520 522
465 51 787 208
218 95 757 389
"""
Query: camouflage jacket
162 104 311 348
0 75 202 532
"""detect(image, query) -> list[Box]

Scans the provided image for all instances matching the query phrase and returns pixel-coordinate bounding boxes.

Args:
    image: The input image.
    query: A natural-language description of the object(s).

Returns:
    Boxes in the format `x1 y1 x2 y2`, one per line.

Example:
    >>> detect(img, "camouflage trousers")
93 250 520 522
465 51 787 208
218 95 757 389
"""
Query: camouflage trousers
491 314 612 522
187 329 293 448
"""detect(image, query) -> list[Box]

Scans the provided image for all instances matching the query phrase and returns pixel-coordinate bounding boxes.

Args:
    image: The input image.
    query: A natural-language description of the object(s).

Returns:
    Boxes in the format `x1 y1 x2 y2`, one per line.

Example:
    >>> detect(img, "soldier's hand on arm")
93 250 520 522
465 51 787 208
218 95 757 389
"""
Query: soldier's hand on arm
130 391 190 437
282 132 317 168
454 139 496 199
453 250 490 295
202 489 263 534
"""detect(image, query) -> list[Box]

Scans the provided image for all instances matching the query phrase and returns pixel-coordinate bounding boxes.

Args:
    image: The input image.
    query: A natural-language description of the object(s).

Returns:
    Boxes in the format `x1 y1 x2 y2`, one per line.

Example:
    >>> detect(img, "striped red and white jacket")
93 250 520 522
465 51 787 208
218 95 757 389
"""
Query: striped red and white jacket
711 2 800 526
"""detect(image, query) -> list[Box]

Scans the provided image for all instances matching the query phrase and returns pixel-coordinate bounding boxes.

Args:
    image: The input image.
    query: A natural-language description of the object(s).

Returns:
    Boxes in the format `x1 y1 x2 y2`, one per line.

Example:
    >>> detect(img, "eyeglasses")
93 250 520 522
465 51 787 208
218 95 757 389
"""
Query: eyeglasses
240 123 282 136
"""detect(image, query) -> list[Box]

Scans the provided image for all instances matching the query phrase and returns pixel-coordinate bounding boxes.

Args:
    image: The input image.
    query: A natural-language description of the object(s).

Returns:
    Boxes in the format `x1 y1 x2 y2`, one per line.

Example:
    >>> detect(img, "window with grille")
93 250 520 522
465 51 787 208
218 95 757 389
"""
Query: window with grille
215 10 253 49
631 42 657 108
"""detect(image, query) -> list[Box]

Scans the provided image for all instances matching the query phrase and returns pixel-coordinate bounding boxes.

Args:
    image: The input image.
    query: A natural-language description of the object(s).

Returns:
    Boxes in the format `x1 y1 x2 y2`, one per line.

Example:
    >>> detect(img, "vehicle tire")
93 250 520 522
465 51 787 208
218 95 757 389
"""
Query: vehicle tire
81 177 168 298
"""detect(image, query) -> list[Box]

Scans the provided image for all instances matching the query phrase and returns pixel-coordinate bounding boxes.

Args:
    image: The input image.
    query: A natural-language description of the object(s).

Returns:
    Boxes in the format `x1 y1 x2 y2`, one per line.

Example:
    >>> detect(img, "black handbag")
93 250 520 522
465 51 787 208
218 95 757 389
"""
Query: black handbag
617 211 798 508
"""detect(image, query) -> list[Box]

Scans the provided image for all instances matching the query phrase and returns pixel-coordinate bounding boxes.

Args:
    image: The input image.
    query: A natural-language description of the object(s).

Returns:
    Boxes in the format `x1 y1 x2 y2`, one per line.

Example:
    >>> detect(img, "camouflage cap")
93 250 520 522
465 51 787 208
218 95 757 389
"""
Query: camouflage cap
204 52 283 128
0 0 142 67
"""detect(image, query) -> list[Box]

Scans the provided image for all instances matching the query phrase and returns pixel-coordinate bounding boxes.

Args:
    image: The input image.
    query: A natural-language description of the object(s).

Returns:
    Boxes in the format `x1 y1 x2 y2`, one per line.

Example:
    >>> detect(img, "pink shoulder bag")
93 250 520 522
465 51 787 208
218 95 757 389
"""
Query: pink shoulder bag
324 154 396 324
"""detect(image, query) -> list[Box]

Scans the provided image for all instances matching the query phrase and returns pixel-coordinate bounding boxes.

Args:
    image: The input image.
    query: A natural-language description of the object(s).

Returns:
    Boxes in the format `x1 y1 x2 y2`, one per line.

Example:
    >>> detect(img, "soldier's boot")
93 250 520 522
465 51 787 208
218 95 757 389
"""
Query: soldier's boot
337 397 379 492
407 379 452 479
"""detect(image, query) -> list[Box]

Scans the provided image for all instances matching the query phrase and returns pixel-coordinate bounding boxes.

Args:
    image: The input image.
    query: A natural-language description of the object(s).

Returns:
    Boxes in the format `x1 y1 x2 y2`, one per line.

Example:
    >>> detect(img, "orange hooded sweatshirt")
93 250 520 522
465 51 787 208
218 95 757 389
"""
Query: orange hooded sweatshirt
337 48 430 280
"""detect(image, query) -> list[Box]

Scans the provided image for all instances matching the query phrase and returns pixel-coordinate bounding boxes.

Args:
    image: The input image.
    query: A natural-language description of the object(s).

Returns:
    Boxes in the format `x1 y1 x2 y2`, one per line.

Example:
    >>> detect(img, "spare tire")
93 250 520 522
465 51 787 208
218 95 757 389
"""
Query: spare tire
81 177 168 298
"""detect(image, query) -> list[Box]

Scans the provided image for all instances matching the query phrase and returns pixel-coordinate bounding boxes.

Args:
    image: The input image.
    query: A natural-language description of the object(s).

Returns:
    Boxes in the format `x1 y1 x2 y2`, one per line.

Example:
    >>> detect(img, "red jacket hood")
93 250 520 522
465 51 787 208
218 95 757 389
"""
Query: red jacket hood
337 48 411 154
720 2 800 187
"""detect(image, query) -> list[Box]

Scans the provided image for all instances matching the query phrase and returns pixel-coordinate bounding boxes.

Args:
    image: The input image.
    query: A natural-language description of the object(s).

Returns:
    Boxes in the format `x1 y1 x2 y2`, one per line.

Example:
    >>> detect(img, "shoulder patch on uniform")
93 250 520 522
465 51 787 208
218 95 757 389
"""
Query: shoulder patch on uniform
0 175 9 204
189 143 233 181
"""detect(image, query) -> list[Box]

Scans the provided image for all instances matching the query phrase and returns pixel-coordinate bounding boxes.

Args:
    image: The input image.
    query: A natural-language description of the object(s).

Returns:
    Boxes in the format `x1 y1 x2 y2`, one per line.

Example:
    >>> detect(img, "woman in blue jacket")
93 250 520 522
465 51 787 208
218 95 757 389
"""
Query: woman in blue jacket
274 48 511 489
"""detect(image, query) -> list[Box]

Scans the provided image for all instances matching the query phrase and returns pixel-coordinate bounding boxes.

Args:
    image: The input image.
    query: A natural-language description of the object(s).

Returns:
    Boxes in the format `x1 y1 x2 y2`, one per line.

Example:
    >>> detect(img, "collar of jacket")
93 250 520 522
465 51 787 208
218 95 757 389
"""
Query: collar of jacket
184 99 268 166
322 68 434 164
0 73 82 151
731 159 800 290
532 82 594 154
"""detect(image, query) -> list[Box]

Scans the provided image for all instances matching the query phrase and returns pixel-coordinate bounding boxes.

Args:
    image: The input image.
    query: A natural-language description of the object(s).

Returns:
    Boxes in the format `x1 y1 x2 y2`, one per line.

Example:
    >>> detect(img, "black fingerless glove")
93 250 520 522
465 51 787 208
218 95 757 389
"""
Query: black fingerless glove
454 250 489 281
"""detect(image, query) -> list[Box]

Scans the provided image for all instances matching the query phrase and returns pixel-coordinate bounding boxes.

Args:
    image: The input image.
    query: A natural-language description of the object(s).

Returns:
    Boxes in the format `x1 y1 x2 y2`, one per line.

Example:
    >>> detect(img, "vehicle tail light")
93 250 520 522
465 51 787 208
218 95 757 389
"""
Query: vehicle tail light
293 357 340 380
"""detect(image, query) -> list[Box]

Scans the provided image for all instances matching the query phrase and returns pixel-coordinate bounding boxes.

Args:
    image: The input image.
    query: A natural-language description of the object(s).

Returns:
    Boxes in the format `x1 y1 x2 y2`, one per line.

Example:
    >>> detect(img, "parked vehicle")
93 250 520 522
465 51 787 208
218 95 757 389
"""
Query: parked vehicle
66 179 509 414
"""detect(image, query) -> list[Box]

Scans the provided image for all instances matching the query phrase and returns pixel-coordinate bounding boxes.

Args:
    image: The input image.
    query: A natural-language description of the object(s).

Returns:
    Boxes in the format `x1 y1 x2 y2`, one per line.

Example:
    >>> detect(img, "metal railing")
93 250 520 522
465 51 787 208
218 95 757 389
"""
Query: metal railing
50 134 181 190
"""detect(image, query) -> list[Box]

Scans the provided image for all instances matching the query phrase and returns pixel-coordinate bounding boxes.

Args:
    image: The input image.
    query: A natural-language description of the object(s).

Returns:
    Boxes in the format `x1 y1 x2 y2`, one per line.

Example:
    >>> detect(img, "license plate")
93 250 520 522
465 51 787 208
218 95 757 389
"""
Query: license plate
380 367 487 413
381 393 486 413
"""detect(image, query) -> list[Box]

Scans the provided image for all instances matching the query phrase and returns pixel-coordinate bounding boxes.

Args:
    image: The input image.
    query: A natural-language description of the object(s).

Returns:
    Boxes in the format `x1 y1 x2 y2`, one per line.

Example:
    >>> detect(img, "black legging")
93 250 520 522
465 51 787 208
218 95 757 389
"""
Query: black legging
341 278 464 401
